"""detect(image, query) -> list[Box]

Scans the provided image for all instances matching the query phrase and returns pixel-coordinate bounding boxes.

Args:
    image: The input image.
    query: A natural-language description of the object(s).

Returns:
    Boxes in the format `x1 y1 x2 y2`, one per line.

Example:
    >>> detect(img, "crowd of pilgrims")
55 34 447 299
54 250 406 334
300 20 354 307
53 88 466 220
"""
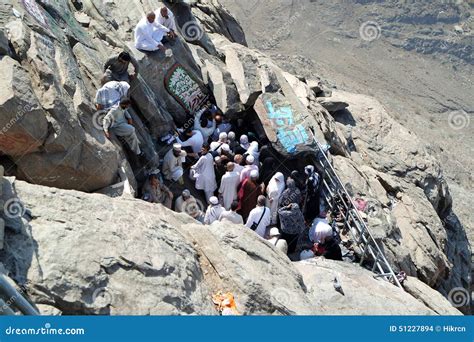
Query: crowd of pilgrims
94 7 343 262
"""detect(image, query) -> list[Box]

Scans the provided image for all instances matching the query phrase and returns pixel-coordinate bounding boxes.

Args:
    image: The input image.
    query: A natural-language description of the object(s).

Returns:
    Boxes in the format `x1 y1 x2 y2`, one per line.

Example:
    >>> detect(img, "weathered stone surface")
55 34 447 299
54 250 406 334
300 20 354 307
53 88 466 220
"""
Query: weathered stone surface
0 178 456 315
296 258 460 315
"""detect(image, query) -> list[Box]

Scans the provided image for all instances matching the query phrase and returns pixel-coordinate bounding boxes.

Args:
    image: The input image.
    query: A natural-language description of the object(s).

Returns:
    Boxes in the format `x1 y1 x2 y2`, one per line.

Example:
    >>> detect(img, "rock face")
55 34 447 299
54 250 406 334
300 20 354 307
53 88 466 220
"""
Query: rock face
0 178 460 315
0 0 469 315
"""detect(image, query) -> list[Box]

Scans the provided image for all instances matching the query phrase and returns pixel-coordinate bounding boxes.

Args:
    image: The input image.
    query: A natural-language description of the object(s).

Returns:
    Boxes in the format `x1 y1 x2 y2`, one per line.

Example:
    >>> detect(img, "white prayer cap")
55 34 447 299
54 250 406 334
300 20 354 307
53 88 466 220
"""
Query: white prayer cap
219 132 228 140
305 165 315 175
209 196 219 205
250 170 259 179
300 249 315 261
173 143 182 150
228 131 236 140
240 135 248 144
182 189 191 197
269 227 280 237
246 155 255 164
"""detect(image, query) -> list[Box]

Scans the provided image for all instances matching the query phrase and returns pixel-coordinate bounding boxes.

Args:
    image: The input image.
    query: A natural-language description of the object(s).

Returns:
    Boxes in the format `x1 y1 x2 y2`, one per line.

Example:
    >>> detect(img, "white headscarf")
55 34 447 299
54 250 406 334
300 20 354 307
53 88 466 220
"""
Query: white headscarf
247 141 260 163
267 172 285 198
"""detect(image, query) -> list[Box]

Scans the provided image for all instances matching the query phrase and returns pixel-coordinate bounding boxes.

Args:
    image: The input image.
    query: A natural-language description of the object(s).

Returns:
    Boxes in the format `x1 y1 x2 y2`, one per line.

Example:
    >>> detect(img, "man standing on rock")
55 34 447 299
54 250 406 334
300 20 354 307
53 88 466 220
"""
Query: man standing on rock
103 51 139 83
134 12 170 52
103 97 142 156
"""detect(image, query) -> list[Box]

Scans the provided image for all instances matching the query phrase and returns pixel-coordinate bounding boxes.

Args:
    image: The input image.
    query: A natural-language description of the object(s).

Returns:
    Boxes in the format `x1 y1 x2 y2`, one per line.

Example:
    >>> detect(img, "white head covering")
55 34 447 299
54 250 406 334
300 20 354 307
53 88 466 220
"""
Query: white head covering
209 196 219 205
250 170 259 179
240 135 249 149
173 143 182 151
221 144 231 153
228 131 236 140
182 189 191 198
219 132 228 141
305 165 315 175
269 227 280 237
267 172 285 198
246 155 255 164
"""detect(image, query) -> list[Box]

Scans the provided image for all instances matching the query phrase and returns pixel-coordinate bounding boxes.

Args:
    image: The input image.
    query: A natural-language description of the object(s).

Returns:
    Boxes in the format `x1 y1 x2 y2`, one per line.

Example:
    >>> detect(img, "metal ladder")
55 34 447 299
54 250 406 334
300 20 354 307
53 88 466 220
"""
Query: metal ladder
310 132 403 289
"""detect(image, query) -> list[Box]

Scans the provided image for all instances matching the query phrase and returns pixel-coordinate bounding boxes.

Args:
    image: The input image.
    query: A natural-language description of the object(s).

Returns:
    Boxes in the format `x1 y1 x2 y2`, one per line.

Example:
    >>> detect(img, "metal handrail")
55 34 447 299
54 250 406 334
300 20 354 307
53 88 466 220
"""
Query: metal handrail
309 130 402 289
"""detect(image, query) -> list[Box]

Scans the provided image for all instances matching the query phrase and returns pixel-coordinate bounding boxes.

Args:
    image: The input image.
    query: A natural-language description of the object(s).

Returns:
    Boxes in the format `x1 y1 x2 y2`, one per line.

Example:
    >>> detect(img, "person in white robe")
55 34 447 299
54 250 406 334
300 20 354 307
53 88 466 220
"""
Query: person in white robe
247 141 260 164
190 145 217 202
162 144 186 183
134 12 169 51
266 172 285 225
210 132 230 156
267 227 288 255
204 196 225 225
156 7 177 33
175 189 204 223
219 201 244 225
218 162 240 210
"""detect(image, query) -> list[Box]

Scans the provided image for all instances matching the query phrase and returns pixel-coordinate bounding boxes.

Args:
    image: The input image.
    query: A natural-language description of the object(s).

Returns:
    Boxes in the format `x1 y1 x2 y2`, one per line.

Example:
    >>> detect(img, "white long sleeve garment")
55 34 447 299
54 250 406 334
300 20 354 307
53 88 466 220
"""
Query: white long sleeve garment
134 18 169 51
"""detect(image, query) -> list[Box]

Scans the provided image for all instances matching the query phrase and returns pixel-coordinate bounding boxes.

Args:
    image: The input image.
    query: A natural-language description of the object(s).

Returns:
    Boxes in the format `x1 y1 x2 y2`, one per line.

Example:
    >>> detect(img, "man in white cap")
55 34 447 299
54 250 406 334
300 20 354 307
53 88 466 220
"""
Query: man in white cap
218 162 240 210
176 189 203 222
219 201 243 225
266 227 288 255
210 132 229 156
190 144 217 203
204 196 225 225
239 155 259 182
162 144 187 183
246 195 271 238
134 12 170 51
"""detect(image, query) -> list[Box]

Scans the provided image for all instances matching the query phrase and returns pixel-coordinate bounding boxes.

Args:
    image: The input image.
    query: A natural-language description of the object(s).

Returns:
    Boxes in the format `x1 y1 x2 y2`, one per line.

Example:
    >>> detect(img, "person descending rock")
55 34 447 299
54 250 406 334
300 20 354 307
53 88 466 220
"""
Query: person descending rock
142 172 173 209
219 201 244 225
95 80 130 111
239 155 259 183
156 6 177 35
190 144 217 203
245 195 271 238
204 196 224 225
175 189 203 222
238 170 263 222
103 51 139 83
266 172 285 225
103 97 141 156
162 144 186 184
303 165 320 222
134 12 170 51
218 162 240 210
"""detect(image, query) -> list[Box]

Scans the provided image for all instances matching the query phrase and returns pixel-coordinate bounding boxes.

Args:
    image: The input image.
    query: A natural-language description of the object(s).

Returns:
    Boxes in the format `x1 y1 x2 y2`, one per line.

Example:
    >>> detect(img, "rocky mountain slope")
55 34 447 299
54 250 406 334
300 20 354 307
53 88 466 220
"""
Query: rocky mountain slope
0 0 470 314
220 0 474 246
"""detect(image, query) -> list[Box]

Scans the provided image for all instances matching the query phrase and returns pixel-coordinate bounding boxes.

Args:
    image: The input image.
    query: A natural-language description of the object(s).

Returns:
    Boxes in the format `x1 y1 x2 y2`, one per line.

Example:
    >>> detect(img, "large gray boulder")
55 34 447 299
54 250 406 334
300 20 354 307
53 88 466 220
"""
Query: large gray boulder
0 178 459 315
